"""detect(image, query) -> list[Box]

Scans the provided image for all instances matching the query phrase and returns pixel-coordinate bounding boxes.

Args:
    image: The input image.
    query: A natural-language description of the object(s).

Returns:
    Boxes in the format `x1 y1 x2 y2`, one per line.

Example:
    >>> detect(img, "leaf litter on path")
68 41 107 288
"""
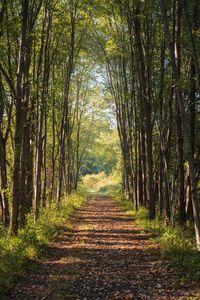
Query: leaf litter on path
8 196 200 300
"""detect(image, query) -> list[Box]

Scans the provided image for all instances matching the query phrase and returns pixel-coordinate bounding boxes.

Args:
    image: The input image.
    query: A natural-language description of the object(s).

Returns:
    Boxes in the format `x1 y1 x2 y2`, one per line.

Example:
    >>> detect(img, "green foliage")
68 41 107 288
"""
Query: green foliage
97 184 121 196
0 191 86 294
80 121 120 176
115 196 135 216
115 196 200 279
82 172 121 196
160 228 200 279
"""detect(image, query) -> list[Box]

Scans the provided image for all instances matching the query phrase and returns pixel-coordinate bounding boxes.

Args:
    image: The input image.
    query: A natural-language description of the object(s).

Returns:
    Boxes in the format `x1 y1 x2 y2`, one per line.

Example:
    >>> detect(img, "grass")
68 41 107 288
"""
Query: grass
82 172 121 196
0 188 87 294
115 195 200 280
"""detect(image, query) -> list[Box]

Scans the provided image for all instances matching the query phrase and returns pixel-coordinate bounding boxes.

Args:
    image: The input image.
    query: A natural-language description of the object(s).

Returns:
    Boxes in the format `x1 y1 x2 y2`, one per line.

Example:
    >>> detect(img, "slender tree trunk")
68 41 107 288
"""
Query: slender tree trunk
0 73 10 226
176 105 185 225
0 138 10 226
137 131 143 206
42 106 47 208
174 0 186 226
50 67 56 202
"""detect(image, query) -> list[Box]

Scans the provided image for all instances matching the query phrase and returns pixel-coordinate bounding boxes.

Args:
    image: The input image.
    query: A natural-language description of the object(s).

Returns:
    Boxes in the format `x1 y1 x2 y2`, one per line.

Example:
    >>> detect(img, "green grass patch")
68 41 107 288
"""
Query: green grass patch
115 195 200 280
0 189 87 294
82 172 121 196
97 184 121 196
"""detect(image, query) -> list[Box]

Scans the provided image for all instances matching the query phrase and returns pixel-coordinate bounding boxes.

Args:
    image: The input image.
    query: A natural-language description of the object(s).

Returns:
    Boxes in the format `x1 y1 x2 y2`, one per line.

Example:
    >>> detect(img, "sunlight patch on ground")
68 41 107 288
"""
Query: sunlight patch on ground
82 172 121 196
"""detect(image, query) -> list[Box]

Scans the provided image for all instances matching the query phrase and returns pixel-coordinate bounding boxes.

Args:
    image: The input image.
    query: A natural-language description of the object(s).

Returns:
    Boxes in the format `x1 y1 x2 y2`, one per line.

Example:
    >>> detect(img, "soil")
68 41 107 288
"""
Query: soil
7 196 200 299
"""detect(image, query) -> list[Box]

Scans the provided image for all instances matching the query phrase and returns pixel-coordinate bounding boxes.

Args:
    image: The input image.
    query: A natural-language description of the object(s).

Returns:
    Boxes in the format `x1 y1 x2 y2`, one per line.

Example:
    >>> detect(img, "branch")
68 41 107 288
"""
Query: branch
0 64 16 98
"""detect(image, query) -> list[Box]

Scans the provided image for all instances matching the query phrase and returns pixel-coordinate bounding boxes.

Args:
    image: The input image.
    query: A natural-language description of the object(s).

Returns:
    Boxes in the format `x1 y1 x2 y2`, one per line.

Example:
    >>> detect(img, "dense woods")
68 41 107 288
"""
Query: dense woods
91 0 200 249
0 0 105 233
0 0 200 252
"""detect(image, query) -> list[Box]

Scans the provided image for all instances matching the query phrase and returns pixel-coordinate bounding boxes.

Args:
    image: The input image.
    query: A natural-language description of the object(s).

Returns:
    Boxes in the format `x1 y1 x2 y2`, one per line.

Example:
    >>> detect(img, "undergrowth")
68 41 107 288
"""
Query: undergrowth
0 189 87 294
115 195 200 280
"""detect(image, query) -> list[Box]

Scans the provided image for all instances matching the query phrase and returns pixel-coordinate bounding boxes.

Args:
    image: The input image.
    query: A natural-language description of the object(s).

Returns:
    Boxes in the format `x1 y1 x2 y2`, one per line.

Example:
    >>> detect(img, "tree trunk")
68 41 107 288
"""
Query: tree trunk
0 138 10 226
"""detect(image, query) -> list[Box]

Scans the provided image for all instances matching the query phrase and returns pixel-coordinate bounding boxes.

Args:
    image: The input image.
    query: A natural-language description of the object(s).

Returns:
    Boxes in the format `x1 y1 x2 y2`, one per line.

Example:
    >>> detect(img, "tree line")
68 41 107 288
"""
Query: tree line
91 0 200 249
0 0 98 234
0 0 200 250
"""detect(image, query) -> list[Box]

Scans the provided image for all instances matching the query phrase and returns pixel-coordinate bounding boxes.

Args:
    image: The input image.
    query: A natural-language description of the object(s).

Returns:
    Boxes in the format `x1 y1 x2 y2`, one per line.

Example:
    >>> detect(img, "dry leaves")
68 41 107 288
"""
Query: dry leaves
8 196 200 300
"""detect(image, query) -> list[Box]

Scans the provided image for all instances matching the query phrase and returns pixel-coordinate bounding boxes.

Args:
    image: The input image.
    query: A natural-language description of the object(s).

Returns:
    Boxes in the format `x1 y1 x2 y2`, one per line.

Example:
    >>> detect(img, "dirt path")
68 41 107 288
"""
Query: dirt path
8 196 199 300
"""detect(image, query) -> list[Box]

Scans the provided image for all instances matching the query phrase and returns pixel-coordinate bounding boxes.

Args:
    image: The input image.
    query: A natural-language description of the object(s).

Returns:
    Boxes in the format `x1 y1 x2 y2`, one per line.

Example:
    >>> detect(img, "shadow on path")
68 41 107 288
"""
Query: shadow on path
9 196 199 300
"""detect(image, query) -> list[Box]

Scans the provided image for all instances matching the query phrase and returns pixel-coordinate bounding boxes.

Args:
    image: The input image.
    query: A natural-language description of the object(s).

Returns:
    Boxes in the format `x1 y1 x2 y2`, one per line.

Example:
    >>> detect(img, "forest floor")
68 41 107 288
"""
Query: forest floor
7 196 200 300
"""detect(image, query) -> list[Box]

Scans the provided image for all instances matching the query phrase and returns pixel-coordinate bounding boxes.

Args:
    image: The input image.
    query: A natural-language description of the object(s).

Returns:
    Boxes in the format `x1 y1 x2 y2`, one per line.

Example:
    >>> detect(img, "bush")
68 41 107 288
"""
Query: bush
0 190 87 293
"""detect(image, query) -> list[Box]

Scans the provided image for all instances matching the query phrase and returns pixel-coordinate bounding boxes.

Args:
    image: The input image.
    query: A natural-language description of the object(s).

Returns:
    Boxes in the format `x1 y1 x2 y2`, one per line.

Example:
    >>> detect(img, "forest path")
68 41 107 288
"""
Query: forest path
9 196 199 300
